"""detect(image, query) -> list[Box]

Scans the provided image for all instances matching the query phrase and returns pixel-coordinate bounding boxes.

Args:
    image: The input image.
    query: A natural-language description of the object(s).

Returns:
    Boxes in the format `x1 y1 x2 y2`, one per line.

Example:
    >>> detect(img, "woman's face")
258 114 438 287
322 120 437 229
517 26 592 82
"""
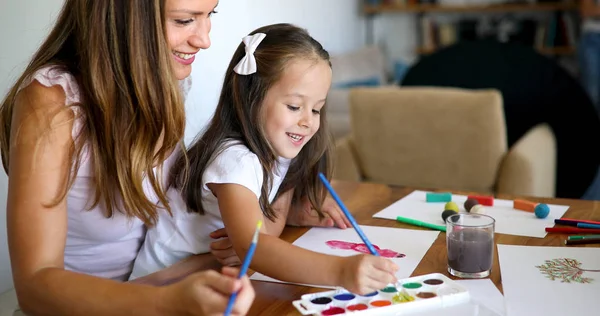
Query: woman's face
165 0 218 80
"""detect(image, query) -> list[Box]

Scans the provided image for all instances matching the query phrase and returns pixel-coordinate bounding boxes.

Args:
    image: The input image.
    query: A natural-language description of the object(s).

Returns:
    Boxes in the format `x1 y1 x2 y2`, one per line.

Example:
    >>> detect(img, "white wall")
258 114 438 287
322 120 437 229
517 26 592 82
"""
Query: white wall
185 0 370 144
0 0 66 295
0 0 390 294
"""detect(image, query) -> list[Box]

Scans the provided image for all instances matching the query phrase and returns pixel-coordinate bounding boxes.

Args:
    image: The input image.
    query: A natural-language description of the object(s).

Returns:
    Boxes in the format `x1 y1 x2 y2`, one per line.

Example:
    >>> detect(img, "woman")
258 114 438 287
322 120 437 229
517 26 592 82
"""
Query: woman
1 1 253 315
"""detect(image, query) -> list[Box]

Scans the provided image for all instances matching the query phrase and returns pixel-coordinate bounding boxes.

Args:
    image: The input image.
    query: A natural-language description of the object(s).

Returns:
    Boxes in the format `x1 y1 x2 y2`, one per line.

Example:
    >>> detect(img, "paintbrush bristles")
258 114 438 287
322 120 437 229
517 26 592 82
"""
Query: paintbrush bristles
252 220 262 243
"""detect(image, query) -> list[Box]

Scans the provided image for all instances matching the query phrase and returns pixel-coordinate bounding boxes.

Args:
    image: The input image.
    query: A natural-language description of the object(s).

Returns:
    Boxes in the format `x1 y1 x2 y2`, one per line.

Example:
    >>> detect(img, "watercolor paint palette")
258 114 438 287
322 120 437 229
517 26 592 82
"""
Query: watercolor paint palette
292 273 472 316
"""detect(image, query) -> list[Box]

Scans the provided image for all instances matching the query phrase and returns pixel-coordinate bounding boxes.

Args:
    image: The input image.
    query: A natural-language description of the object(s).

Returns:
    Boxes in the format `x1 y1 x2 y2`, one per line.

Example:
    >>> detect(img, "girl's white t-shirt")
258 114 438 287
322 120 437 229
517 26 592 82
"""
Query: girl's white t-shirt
129 141 291 279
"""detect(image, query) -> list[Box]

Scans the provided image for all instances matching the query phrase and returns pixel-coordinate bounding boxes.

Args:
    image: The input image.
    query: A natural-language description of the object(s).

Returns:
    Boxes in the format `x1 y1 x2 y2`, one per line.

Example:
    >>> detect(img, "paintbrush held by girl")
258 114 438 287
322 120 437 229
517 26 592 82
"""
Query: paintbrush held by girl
130 23 399 294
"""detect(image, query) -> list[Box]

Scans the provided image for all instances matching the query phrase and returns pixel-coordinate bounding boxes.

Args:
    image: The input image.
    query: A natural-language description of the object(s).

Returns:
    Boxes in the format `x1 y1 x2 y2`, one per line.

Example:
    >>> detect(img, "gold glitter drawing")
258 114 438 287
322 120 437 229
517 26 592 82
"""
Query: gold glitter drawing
536 258 600 283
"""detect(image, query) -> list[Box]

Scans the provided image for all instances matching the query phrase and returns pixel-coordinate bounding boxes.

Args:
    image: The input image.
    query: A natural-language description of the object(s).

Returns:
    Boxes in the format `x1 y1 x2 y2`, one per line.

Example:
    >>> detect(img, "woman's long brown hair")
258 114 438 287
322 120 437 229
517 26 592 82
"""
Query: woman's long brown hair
0 0 185 226
171 23 334 221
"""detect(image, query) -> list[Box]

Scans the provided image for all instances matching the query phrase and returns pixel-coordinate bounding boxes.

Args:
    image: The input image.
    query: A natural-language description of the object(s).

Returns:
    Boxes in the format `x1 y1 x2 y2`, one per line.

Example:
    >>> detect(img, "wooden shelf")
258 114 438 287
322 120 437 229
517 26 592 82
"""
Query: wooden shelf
537 46 577 55
364 2 579 14
416 45 576 55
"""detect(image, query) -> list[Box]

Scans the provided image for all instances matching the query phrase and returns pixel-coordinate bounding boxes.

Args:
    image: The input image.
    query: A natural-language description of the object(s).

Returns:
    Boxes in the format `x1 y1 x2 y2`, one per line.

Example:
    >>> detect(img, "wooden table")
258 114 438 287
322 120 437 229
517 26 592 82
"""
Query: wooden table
247 180 600 315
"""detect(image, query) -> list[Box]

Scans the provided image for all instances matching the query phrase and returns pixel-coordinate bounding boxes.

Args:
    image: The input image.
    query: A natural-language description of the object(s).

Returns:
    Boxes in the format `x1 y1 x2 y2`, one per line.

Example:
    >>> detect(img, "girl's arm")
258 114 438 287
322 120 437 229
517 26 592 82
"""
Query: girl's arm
263 188 293 236
129 253 222 286
208 188 352 267
209 183 399 294
7 82 252 316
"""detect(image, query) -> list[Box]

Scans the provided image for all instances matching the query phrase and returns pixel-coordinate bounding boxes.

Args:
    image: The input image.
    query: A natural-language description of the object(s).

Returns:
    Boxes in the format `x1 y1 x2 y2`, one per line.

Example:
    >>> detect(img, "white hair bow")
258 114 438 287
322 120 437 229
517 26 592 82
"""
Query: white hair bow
233 33 267 75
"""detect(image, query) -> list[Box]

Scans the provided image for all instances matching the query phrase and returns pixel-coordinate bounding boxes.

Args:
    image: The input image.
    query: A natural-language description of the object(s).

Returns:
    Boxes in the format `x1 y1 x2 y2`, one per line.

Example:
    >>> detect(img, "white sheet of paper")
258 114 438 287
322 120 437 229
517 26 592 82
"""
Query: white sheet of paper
250 225 440 288
373 190 570 238
498 245 600 316
455 279 505 316
402 302 503 316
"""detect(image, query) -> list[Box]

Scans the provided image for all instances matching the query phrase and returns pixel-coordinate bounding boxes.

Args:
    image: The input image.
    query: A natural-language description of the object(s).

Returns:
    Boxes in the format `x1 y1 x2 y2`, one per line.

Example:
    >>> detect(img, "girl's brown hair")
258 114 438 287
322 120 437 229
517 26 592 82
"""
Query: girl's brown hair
0 0 185 226
171 23 334 221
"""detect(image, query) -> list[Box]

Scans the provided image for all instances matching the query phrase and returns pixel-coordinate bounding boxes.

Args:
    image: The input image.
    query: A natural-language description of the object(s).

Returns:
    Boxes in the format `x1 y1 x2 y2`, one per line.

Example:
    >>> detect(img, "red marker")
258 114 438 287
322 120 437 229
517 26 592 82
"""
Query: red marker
545 227 600 234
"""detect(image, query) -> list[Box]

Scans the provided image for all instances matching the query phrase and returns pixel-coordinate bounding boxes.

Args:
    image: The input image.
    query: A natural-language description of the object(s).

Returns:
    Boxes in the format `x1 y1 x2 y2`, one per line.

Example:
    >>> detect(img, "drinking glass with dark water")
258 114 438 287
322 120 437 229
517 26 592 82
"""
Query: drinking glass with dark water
446 213 495 278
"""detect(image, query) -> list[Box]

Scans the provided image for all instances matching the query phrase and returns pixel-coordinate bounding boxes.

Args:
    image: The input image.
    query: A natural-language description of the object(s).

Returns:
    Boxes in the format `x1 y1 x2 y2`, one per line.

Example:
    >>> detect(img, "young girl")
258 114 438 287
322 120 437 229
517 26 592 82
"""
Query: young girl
131 23 399 295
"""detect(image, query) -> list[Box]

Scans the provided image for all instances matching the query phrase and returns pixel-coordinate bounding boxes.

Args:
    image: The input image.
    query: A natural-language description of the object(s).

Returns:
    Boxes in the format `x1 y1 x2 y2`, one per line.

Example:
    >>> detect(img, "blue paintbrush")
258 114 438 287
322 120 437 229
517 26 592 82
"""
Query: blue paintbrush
318 173 380 256
223 220 262 316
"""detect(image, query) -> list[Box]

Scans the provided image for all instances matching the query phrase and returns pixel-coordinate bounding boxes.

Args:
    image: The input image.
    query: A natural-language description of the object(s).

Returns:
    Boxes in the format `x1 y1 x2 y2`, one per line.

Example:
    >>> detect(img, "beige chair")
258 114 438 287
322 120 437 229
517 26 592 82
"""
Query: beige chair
334 87 557 197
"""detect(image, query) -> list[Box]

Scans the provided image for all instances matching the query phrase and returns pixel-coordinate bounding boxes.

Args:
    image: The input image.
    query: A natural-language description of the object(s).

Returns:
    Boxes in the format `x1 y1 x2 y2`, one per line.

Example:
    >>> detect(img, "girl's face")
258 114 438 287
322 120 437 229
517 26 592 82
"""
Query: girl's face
262 58 332 159
165 0 217 80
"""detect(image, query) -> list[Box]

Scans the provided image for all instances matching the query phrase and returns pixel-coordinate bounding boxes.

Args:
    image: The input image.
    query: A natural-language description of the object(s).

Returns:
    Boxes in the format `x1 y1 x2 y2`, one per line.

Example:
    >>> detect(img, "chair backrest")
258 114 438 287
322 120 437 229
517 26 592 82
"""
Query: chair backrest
348 87 507 193
400 39 600 199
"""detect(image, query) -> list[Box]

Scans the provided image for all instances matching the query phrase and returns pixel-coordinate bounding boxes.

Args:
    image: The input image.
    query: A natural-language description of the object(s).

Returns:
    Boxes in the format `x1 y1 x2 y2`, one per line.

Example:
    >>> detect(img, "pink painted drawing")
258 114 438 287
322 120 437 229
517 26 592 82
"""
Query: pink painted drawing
536 258 600 283
326 240 406 258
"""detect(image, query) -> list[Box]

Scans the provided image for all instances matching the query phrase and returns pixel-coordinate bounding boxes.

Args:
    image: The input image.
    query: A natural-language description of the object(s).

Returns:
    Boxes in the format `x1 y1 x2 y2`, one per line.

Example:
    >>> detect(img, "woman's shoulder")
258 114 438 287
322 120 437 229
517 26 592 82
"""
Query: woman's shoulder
19 65 81 106
14 65 84 141
14 79 75 131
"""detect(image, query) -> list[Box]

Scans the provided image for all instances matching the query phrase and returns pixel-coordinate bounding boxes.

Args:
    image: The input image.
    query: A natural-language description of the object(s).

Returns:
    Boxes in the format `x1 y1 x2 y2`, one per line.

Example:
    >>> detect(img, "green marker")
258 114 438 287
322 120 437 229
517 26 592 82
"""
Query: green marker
396 216 446 232
568 234 600 241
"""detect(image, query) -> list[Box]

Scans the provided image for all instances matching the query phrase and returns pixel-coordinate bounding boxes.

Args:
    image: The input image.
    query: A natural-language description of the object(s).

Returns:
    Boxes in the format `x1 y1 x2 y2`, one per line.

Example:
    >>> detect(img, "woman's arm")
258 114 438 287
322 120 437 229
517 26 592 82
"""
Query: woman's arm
7 82 253 316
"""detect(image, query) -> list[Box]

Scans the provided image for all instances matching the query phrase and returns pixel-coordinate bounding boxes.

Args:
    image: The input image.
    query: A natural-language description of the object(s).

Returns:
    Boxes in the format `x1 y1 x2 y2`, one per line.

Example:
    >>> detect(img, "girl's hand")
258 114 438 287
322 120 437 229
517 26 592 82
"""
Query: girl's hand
286 195 351 229
338 254 399 295
210 228 242 267
160 267 255 316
